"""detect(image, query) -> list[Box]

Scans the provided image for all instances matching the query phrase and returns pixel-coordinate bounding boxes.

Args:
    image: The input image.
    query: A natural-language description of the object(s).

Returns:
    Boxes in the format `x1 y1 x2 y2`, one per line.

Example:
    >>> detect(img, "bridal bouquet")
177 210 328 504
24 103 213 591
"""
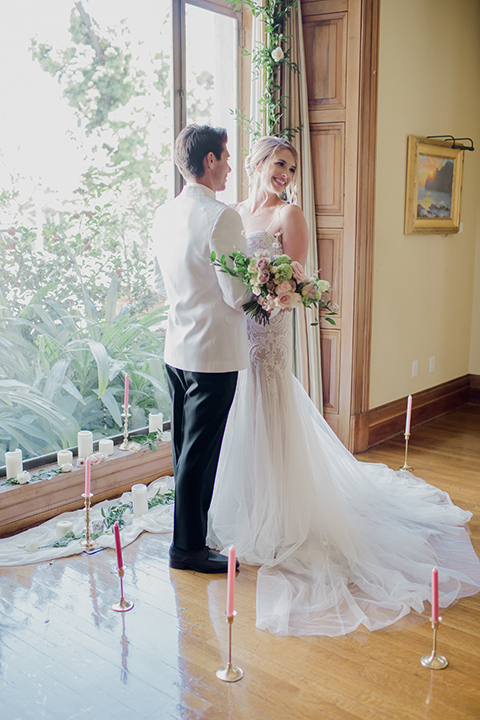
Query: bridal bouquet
211 249 337 325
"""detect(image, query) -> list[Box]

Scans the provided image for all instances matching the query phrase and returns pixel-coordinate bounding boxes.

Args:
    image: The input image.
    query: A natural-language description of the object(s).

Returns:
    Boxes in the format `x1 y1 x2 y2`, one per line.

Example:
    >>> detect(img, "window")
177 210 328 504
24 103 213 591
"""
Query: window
0 0 242 469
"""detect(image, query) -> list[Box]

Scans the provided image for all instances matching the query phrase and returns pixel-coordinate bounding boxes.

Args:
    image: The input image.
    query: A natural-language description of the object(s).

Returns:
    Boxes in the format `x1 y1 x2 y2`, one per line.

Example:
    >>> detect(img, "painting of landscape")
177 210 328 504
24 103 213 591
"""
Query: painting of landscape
416 154 453 218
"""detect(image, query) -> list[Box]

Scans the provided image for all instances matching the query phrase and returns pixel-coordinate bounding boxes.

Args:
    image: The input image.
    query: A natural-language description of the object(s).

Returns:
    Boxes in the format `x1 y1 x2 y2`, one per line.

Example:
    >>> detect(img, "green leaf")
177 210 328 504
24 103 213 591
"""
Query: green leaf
85 340 110 397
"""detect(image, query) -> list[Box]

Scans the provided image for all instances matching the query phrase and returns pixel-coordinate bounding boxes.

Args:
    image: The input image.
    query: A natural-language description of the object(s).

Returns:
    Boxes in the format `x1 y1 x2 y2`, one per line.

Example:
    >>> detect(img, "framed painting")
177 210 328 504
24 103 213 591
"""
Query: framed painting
404 136 464 234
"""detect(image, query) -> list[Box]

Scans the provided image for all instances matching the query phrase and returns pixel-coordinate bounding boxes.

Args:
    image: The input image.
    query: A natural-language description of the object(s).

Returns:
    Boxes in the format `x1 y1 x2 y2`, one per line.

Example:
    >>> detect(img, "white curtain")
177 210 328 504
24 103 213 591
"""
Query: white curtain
286 4 323 411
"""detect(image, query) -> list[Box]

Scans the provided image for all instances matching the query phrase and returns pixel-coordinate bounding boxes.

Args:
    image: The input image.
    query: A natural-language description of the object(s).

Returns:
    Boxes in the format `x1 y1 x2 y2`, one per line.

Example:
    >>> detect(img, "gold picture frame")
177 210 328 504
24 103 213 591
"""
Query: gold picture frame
404 136 464 235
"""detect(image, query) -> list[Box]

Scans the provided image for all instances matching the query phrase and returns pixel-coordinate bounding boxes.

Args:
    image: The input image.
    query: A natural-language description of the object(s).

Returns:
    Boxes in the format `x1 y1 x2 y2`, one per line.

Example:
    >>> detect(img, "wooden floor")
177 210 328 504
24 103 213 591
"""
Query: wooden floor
0 405 479 720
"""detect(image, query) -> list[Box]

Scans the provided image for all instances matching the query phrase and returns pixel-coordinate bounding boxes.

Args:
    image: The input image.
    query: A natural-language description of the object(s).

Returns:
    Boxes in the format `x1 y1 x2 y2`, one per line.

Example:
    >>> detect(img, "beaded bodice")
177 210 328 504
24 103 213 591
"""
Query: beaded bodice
246 231 292 383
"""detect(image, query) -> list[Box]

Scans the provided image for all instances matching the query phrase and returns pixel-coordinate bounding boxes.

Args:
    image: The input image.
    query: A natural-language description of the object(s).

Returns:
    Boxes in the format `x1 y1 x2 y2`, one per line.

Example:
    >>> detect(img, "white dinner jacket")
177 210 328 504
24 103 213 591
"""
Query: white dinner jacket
152 182 249 373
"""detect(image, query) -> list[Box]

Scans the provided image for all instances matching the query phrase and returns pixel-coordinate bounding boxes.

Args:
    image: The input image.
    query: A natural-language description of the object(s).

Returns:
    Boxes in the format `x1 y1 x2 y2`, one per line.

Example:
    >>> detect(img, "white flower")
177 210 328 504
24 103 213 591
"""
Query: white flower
271 46 284 62
91 519 104 535
60 463 73 473
317 280 330 293
16 471 31 485
25 540 39 553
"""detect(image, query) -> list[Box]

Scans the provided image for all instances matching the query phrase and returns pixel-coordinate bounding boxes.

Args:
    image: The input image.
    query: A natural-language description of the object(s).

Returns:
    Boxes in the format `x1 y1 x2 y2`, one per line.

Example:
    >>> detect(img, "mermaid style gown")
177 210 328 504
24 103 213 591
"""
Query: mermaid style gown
207 230 480 637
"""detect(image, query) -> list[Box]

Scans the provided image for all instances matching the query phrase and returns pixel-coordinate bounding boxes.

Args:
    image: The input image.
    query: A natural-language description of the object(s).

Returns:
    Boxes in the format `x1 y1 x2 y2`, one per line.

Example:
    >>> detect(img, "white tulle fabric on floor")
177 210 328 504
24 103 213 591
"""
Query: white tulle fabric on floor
207 231 480 637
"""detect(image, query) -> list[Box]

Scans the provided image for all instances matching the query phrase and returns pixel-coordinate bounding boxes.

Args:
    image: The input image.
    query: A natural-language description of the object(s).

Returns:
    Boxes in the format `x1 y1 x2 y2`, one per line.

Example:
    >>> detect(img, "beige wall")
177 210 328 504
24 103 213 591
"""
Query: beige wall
370 0 480 408
470 180 480 374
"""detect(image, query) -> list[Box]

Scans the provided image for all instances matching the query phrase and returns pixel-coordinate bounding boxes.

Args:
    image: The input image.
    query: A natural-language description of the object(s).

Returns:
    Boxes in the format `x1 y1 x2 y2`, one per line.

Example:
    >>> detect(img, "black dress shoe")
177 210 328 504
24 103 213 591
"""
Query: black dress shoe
169 545 240 574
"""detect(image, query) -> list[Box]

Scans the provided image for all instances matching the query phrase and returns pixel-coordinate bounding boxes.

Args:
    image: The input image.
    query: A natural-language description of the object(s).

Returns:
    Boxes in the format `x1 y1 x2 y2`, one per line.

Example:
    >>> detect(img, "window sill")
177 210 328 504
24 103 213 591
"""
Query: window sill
0 442 173 538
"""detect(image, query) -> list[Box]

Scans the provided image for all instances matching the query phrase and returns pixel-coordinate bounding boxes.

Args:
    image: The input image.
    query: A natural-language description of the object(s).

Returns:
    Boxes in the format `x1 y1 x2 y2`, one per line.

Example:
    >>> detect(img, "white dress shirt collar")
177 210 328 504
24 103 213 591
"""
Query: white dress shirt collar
183 181 216 200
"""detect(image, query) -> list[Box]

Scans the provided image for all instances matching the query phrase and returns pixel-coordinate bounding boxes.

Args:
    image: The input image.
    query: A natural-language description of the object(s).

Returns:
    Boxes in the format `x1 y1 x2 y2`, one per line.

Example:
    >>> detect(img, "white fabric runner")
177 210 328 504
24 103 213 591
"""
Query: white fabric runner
0 476 174 567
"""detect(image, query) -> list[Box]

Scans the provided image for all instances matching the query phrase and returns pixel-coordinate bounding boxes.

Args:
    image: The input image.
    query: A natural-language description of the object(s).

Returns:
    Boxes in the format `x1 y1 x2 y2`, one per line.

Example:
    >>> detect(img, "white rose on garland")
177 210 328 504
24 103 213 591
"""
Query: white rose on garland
271 46 284 62
16 471 31 485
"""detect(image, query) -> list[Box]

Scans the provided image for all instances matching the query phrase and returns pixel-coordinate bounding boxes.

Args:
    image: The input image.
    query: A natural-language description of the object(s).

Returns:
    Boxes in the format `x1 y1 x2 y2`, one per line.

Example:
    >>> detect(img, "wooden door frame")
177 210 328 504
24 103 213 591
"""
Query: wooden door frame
350 0 380 451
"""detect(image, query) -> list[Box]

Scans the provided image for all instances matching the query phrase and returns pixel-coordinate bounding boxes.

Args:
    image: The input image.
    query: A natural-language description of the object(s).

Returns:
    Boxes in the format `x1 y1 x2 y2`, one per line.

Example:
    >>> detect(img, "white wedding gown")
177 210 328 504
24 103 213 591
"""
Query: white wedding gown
207 230 480 637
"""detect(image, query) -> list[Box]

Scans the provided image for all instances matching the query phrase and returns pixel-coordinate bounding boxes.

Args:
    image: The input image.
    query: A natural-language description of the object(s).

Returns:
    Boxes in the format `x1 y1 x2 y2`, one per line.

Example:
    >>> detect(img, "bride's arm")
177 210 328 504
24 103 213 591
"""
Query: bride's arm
280 204 309 267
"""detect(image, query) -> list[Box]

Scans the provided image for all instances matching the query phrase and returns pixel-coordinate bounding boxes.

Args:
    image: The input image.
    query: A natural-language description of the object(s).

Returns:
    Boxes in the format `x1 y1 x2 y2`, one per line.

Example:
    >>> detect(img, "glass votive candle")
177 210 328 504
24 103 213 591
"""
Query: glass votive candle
98 438 114 456
57 450 73 466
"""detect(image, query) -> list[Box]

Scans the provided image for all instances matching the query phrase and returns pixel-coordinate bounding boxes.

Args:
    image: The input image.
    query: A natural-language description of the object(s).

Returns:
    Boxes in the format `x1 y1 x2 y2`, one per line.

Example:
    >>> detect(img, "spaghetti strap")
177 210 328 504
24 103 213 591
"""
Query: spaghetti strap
264 204 283 233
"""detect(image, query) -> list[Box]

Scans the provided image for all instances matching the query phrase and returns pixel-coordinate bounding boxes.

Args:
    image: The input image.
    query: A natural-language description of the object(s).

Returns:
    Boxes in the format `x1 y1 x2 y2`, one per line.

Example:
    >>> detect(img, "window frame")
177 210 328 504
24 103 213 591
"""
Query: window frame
172 0 244 196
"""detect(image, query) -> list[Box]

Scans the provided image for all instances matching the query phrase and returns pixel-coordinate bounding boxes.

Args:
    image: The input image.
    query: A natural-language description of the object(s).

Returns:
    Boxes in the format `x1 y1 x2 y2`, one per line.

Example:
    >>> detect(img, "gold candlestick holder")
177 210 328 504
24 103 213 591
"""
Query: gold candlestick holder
421 618 448 669
112 567 134 612
216 612 244 682
119 404 131 451
399 432 414 472
81 492 97 552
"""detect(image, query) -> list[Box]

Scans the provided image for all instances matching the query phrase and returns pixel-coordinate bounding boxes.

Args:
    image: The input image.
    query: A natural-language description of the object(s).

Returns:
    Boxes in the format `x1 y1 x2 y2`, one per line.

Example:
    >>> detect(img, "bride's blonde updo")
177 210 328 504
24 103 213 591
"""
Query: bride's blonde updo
245 136 298 202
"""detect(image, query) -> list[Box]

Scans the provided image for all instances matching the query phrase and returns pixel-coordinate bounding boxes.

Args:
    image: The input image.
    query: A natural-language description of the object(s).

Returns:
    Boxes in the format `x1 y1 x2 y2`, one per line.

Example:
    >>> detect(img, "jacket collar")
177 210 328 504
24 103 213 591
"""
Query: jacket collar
181 181 216 200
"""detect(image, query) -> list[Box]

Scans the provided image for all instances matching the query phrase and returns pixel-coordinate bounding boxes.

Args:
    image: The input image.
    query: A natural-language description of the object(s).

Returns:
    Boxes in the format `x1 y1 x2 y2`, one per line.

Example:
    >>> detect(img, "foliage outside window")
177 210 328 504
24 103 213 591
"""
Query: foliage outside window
0 0 241 467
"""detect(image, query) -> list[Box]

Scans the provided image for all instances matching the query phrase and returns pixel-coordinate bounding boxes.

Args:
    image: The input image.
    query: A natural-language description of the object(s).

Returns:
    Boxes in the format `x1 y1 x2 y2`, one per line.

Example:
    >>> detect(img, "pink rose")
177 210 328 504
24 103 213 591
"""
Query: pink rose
277 280 295 294
257 258 270 270
275 292 296 309
291 261 307 283
302 282 318 299
258 270 270 284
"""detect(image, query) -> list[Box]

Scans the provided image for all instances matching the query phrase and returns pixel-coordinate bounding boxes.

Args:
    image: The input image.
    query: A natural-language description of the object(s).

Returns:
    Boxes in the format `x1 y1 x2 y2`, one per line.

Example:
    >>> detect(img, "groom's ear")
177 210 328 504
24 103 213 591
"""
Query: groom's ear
204 151 216 171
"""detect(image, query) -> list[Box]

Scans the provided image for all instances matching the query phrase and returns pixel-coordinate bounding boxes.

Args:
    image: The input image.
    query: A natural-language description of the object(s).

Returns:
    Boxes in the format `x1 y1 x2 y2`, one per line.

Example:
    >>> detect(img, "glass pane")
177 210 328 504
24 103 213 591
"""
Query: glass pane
185 3 238 204
0 0 173 466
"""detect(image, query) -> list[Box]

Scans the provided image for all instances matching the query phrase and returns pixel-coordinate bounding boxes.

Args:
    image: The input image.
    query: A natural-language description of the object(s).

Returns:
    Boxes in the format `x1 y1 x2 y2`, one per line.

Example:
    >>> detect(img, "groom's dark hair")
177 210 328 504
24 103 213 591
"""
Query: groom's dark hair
175 124 228 180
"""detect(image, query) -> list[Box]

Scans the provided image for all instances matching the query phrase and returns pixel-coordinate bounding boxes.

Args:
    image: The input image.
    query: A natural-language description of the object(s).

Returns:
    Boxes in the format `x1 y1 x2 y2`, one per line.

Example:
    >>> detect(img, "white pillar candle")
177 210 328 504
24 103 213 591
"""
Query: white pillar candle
151 480 168 496
56 520 73 539
148 412 163 433
131 483 149 516
98 438 114 456
5 449 22 479
57 450 73 466
77 430 93 459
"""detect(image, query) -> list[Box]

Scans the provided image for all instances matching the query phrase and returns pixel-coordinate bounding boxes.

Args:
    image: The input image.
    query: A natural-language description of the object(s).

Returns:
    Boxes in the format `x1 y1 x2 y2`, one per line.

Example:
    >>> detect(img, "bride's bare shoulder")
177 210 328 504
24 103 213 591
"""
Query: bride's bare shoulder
228 200 248 211
279 202 304 220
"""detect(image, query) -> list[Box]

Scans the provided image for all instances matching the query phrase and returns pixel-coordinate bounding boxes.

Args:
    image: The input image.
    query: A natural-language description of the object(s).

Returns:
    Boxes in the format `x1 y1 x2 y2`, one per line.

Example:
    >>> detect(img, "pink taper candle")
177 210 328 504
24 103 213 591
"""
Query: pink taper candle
113 521 123 570
84 456 91 496
405 394 413 435
124 373 129 407
226 546 236 617
431 567 439 622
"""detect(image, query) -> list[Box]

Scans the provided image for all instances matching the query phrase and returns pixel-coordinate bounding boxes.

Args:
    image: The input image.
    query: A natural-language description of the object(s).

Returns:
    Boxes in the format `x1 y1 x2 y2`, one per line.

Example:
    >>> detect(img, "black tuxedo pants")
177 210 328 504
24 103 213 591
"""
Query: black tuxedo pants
165 364 238 552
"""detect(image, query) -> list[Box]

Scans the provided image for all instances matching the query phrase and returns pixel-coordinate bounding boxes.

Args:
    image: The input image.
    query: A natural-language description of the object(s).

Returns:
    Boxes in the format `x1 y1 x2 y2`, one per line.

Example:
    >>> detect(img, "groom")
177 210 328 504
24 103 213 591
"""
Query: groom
152 124 249 573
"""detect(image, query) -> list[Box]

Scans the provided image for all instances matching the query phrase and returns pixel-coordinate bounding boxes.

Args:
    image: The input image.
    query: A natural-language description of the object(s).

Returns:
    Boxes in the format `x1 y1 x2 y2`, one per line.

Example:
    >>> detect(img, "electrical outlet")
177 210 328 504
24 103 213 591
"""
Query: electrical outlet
429 356 435 373
412 360 418 377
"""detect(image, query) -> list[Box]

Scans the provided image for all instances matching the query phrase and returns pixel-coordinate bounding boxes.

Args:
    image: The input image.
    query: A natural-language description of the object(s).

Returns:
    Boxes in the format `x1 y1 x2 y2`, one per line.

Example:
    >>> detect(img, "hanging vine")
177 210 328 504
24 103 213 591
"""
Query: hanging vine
227 0 300 139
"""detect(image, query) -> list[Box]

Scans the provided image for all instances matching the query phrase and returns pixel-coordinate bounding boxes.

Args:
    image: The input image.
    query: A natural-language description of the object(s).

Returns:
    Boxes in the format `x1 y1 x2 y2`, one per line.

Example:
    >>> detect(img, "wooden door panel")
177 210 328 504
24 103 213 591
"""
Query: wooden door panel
310 123 345 215
317 229 342 313
303 13 347 109
320 329 341 413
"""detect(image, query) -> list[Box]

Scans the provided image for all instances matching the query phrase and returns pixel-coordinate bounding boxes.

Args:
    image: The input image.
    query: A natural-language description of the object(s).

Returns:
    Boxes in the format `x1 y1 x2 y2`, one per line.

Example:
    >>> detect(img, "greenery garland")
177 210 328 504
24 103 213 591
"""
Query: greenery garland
228 0 300 139
50 486 175 549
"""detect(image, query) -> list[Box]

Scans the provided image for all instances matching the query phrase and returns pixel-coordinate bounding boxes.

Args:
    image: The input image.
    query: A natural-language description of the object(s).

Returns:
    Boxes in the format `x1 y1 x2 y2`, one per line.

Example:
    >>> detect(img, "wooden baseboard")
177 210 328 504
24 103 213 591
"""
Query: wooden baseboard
0 442 173 537
470 374 480 404
360 375 472 450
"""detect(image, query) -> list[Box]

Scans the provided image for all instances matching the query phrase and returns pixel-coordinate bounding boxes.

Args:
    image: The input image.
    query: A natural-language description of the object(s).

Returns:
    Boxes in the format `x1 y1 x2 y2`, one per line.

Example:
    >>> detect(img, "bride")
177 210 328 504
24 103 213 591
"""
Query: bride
207 136 480 637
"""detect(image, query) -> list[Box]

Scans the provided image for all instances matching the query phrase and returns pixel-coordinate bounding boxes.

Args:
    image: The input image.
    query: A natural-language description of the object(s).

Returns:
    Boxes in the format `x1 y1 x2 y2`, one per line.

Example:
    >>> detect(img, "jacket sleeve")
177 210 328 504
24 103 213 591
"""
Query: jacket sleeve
210 206 251 311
